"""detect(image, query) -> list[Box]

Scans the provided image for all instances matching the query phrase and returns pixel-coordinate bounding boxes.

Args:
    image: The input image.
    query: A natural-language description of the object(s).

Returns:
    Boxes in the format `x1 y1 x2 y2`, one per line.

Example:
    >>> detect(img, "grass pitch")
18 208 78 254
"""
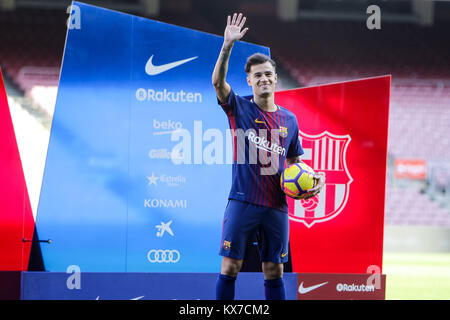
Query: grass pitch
383 252 450 300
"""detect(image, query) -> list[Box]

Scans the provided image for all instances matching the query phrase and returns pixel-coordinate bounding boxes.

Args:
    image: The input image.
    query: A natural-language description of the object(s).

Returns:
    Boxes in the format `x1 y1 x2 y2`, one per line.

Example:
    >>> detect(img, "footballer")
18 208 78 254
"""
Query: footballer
212 13 325 300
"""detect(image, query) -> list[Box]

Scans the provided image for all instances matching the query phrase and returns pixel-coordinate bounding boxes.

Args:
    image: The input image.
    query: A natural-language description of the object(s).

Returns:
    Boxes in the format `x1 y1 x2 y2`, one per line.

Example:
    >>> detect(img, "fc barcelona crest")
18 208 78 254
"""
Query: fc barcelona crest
223 240 231 251
279 126 288 138
288 130 353 228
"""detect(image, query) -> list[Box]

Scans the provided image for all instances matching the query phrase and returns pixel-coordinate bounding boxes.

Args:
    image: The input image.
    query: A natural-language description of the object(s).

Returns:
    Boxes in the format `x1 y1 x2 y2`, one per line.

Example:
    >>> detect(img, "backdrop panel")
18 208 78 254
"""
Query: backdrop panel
275 76 390 274
35 2 270 272
21 272 298 300
0 69 34 271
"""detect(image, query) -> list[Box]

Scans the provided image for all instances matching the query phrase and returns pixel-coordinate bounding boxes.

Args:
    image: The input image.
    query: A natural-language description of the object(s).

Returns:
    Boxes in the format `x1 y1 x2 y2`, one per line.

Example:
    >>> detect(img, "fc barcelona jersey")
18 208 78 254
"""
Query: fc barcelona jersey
219 89 304 212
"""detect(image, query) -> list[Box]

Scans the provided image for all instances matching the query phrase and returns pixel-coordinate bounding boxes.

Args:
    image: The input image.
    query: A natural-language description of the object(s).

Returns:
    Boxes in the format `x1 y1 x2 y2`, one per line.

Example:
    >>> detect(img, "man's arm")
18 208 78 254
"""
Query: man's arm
212 13 248 104
286 156 325 200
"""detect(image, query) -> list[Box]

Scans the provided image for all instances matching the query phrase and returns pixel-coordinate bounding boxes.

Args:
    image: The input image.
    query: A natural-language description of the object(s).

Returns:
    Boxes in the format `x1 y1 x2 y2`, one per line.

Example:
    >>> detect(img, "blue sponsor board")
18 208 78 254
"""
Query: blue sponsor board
21 272 298 300
35 2 270 272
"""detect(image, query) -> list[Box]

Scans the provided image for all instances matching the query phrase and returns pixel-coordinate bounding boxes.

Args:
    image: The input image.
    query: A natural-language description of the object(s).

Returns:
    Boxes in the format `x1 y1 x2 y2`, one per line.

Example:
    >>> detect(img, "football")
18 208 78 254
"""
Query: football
281 162 317 199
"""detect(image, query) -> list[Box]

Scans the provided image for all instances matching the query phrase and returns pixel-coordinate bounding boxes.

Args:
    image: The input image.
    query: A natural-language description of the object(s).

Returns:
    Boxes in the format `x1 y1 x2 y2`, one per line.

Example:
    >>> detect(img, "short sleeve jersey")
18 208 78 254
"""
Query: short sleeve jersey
219 89 304 212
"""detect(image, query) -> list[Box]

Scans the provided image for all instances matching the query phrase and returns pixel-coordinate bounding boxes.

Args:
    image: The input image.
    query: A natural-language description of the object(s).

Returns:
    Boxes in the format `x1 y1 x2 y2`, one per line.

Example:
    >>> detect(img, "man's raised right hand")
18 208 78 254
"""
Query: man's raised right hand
224 13 249 47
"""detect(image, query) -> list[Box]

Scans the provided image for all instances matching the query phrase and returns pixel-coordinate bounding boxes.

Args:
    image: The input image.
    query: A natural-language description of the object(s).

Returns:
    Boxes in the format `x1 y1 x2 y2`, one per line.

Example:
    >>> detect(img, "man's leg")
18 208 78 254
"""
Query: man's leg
216 200 255 300
216 200 260 300
216 256 243 300
262 261 286 300
259 206 289 300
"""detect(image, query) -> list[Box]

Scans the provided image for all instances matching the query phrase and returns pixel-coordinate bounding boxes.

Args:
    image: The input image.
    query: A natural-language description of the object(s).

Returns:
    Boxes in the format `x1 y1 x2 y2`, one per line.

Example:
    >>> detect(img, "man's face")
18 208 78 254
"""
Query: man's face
246 61 277 98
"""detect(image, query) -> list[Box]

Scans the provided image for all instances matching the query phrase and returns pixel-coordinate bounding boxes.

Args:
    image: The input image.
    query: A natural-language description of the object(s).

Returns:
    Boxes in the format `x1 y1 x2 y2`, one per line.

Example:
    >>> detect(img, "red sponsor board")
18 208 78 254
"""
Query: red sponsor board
395 159 426 179
0 69 35 270
275 76 390 274
297 273 386 300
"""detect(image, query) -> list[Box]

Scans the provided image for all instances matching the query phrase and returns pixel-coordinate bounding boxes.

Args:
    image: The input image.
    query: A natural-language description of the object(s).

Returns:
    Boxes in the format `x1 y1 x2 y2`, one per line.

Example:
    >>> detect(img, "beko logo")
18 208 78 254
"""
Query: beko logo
153 119 183 136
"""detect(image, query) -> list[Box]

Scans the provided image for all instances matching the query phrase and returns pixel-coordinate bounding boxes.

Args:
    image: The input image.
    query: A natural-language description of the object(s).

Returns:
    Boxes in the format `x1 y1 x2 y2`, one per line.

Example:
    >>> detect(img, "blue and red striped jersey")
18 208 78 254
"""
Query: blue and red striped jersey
219 89 304 212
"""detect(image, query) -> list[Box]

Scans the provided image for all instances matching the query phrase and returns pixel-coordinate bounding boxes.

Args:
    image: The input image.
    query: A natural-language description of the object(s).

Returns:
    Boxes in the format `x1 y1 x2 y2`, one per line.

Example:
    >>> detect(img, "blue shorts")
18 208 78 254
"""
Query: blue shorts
219 199 290 264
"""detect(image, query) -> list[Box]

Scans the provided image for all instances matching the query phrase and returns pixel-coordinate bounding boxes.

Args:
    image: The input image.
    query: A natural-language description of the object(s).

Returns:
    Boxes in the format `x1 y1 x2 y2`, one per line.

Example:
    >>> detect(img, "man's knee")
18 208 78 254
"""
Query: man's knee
262 262 283 279
221 257 243 277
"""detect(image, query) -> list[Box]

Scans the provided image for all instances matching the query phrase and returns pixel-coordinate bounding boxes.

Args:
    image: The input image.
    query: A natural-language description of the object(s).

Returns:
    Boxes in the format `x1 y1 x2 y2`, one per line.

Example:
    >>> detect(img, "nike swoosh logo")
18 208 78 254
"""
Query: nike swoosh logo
298 281 328 294
145 55 198 75
254 118 265 124
281 252 288 258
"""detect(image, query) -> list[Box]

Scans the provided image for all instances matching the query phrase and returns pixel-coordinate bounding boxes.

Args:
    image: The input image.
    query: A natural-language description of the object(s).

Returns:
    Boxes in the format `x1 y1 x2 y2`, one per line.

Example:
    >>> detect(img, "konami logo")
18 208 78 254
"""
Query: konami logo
144 199 187 209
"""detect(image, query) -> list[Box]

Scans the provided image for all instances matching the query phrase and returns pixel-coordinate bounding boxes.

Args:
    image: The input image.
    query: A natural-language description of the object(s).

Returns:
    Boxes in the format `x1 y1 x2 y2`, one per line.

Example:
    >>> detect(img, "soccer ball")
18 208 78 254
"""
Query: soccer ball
281 162 316 199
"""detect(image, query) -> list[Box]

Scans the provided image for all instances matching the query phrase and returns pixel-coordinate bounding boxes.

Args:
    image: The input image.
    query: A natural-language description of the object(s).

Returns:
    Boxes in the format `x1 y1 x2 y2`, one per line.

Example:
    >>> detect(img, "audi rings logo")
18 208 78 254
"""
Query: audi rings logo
147 249 181 263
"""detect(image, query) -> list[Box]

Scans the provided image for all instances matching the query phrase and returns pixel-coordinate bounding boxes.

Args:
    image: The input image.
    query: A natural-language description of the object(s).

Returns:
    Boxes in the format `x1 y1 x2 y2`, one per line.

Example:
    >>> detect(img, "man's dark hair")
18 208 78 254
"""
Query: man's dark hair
245 53 276 74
